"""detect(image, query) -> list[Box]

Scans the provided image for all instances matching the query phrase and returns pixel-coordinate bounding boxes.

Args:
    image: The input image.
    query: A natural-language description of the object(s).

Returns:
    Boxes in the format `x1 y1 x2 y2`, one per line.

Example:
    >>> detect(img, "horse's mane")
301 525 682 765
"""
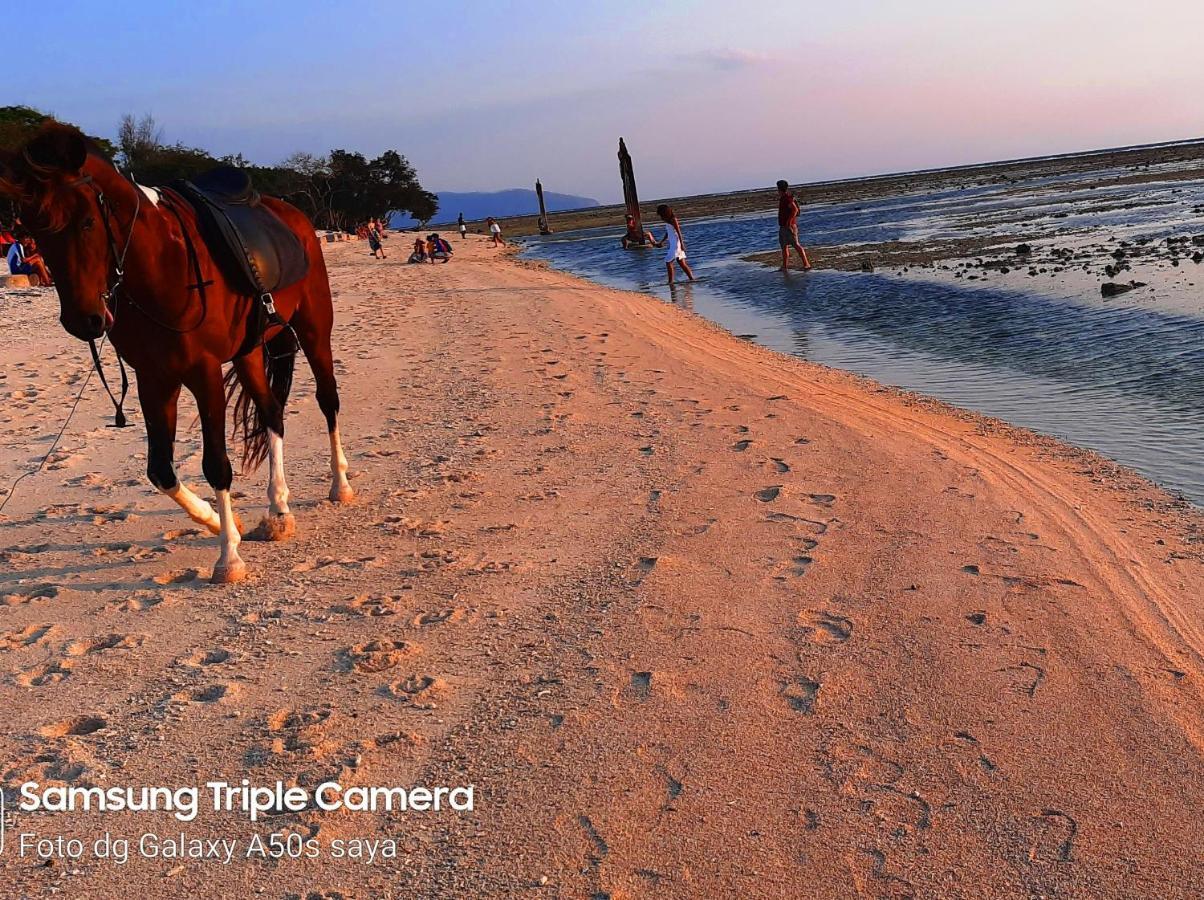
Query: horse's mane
0 121 104 233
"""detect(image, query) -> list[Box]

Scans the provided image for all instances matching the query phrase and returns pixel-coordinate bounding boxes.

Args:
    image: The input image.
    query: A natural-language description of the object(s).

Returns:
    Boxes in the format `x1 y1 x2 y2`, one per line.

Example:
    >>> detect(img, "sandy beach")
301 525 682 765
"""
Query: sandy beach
2 236 1203 898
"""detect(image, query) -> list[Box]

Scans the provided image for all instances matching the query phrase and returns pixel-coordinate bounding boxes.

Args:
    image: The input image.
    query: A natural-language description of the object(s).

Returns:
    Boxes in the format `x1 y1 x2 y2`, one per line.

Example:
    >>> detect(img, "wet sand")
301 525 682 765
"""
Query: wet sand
2 238 1203 898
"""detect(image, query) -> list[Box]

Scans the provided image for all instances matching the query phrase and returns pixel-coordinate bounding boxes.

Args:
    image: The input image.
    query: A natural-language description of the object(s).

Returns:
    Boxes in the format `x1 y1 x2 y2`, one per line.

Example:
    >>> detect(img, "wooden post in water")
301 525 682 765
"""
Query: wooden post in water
535 179 552 234
618 137 645 245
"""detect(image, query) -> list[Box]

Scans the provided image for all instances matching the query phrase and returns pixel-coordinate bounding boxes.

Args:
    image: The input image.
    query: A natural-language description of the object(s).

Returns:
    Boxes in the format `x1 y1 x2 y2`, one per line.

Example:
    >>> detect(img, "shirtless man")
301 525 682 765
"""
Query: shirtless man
776 180 812 271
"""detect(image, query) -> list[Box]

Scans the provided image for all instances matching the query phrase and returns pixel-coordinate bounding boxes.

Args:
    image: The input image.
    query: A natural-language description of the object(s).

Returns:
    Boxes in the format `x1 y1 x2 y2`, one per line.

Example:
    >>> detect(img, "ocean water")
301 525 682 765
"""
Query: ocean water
519 167 1204 504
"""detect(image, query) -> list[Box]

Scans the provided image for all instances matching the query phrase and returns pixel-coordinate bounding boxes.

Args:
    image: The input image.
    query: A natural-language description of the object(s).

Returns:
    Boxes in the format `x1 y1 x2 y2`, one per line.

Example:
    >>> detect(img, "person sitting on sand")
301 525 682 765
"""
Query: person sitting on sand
776 180 812 271
488 217 504 247
408 237 428 264
620 214 660 249
429 234 452 263
656 205 696 286
7 235 52 286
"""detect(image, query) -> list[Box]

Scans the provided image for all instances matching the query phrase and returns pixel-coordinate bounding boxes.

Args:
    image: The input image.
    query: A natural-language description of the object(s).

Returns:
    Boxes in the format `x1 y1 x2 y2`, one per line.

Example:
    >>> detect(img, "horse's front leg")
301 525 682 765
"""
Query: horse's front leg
189 364 245 584
137 372 220 535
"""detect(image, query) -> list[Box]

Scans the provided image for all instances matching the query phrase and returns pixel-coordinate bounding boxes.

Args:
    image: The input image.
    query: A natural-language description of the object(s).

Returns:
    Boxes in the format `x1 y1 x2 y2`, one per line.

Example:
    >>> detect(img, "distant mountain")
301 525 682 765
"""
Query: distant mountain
391 188 600 228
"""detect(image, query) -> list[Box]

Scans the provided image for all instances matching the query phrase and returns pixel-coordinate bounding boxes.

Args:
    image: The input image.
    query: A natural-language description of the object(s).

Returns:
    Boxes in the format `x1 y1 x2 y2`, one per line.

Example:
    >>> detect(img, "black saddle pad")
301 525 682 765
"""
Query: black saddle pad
172 167 308 298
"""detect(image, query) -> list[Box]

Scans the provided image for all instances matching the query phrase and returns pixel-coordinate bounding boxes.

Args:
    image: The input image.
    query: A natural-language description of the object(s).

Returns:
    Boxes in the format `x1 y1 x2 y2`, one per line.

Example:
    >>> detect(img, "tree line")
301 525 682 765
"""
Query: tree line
1 107 438 230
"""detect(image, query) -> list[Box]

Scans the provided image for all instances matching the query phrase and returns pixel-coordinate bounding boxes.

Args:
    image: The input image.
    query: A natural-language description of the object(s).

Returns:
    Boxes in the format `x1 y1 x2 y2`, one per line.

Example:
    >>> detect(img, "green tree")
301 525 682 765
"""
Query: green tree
0 105 116 156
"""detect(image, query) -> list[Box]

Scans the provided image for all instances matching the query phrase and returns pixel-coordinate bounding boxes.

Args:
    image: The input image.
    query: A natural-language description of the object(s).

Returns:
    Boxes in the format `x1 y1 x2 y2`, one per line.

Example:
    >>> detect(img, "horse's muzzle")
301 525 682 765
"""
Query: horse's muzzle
61 308 112 342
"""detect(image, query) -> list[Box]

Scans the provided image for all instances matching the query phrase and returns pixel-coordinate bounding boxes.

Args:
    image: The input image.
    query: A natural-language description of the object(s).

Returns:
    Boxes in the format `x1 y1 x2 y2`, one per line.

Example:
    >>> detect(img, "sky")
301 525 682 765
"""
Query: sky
12 0 1204 204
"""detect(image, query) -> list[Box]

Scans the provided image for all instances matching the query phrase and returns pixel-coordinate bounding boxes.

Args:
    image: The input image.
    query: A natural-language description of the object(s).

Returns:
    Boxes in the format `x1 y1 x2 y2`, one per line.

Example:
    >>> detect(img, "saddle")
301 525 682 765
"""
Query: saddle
170 167 309 307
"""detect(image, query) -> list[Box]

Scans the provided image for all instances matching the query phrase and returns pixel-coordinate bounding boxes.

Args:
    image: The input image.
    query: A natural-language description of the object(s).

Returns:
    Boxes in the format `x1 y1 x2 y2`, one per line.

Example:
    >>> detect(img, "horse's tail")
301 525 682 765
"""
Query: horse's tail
224 331 297 473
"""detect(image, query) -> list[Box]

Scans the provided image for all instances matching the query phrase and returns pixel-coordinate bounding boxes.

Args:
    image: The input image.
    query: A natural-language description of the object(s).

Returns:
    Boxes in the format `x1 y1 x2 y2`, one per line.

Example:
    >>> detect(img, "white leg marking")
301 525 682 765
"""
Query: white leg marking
267 429 291 516
210 489 246 584
164 484 220 534
329 425 354 502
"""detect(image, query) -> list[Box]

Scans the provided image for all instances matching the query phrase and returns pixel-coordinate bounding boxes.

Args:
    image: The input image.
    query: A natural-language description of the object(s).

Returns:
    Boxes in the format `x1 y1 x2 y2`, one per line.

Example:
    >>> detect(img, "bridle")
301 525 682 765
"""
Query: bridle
70 172 140 312
68 171 141 427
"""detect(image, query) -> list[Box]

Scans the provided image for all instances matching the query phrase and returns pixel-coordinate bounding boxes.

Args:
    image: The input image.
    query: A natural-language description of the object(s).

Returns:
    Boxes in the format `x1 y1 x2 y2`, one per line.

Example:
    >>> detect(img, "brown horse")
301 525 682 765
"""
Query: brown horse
0 123 354 583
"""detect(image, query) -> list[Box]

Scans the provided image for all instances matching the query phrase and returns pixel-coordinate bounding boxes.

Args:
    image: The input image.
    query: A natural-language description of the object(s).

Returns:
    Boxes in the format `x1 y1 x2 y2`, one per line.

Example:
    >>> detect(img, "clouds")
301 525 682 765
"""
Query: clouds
678 48 776 71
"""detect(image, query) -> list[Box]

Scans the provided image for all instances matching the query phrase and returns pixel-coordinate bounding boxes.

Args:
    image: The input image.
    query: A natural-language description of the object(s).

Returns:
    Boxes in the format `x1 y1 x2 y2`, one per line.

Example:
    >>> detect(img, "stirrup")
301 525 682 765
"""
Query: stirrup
260 292 284 327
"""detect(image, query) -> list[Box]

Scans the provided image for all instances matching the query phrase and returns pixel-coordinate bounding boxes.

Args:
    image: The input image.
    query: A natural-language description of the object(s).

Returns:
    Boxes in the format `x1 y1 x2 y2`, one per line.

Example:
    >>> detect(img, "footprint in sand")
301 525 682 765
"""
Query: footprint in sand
268 707 333 734
798 612 852 644
1 624 60 650
732 440 753 452
152 568 202 586
111 591 179 612
1 583 59 606
6 746 87 784
177 648 231 668
63 633 144 657
341 640 419 674
1028 810 1077 863
770 458 791 474
176 682 235 704
162 527 205 542
335 593 408 617
809 493 836 507
999 662 1045 698
383 674 448 709
411 608 468 628
630 671 653 700
756 486 782 503
38 715 107 738
782 677 821 713
16 659 74 687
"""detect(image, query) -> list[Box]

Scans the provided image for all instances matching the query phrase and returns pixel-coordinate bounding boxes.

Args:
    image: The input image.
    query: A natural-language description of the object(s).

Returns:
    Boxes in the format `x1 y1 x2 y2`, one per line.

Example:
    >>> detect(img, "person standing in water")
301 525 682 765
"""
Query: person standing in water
656 204 696 286
776 180 812 271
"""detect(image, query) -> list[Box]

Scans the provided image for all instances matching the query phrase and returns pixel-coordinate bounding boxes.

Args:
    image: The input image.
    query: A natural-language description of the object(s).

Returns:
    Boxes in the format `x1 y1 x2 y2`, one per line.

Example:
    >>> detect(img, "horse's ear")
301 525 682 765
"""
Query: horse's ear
24 124 89 174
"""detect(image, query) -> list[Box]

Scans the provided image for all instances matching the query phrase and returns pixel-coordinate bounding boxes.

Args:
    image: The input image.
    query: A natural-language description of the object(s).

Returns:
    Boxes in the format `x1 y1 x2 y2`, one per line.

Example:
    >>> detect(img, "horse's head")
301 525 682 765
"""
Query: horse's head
0 123 119 342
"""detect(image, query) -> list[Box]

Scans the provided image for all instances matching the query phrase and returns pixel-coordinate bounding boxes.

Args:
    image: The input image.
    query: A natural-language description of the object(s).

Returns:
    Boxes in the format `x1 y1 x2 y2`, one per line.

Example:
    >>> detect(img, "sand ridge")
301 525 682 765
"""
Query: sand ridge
1 236 1202 898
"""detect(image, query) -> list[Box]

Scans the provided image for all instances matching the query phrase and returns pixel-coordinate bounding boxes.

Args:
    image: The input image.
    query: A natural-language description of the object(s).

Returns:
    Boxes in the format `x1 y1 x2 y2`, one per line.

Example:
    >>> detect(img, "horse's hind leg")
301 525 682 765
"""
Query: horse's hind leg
188 362 246 584
232 346 297 542
293 297 354 503
137 372 220 535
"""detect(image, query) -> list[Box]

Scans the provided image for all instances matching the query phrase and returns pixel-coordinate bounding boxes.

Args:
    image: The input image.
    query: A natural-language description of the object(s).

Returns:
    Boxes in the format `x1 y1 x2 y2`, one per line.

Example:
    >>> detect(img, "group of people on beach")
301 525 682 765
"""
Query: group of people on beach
409 234 454 264
1 221 53 286
619 180 812 284
452 213 504 246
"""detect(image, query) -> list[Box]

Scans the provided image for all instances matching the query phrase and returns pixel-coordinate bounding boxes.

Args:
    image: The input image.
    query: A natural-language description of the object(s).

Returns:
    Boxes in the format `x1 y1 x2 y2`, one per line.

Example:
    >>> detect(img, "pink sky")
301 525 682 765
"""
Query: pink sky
13 0 1204 201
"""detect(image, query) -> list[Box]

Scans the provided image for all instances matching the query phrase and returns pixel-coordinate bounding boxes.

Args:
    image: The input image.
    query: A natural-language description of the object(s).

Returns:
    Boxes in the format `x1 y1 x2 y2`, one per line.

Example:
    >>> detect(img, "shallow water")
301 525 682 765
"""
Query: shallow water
520 169 1204 504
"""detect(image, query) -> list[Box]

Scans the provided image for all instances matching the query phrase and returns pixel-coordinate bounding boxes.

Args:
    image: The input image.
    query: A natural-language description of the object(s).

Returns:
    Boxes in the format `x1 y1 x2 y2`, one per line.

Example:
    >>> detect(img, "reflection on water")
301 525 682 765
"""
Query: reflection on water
520 176 1204 503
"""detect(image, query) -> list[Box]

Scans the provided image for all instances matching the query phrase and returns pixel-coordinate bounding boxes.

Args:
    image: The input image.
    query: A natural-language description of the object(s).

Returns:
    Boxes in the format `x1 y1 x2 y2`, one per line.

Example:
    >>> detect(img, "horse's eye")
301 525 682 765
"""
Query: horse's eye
82 216 95 231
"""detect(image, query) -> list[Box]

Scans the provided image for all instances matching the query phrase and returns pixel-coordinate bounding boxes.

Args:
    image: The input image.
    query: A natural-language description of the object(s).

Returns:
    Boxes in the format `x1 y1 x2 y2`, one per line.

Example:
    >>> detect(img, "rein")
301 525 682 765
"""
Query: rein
71 173 211 427
71 172 139 427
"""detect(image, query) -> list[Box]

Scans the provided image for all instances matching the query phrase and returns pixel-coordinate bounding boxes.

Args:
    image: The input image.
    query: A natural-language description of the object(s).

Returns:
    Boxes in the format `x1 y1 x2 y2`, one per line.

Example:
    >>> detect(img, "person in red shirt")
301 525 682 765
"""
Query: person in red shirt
776 180 812 271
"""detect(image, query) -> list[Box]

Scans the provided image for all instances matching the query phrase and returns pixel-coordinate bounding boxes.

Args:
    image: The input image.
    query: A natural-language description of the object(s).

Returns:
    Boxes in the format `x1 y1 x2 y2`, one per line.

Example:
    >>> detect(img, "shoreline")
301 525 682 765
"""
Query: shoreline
476 137 1204 238
2 239 1202 896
